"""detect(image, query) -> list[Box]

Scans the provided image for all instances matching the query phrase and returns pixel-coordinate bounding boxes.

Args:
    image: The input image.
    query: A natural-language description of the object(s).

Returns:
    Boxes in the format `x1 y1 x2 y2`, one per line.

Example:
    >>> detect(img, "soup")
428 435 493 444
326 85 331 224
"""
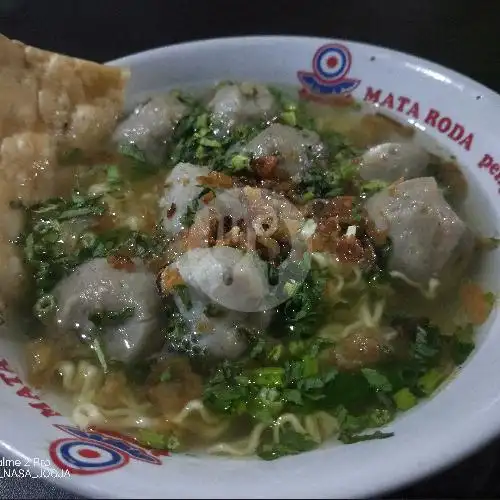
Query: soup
17 81 495 460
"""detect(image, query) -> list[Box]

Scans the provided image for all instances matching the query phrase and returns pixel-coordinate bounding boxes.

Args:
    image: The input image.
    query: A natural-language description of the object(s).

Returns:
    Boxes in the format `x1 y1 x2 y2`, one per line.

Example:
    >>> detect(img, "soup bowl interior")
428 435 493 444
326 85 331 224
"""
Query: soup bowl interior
0 36 499 499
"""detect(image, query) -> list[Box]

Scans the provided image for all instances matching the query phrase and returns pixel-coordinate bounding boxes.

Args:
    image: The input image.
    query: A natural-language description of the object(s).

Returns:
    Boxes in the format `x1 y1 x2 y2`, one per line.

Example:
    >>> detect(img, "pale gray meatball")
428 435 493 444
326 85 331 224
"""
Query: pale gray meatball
360 141 430 183
53 258 163 363
177 247 269 313
241 123 325 181
208 82 276 134
365 177 474 285
163 250 273 360
113 94 187 164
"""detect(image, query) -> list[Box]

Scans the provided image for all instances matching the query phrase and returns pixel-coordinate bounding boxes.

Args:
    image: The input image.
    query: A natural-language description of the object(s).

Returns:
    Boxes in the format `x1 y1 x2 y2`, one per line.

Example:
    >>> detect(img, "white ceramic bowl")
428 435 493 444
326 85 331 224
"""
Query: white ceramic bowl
1 36 499 499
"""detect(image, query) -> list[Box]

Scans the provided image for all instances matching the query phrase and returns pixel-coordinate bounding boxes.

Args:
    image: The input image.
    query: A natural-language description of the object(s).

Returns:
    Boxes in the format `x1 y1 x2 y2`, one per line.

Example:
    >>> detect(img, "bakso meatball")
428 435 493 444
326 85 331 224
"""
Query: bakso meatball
241 123 325 181
365 177 474 285
359 141 430 183
208 82 276 133
177 246 269 313
113 94 187 164
194 304 270 361
159 250 272 360
159 162 210 235
53 258 163 364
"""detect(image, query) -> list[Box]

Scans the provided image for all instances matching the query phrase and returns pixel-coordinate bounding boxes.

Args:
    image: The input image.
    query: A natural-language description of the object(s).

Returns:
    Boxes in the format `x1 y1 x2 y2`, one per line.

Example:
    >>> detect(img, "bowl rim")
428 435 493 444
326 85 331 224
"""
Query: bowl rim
3 34 500 499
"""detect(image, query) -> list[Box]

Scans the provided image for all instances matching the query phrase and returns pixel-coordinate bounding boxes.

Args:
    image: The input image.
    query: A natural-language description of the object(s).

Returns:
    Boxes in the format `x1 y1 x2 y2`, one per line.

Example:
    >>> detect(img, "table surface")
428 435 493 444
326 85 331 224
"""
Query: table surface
1 0 500 497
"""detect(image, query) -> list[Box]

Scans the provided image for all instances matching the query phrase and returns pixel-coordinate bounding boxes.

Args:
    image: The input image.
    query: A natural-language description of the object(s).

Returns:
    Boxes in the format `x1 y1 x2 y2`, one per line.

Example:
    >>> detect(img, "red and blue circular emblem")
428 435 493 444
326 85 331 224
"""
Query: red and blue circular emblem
298 43 361 96
312 44 352 83
49 438 129 475
48 425 167 475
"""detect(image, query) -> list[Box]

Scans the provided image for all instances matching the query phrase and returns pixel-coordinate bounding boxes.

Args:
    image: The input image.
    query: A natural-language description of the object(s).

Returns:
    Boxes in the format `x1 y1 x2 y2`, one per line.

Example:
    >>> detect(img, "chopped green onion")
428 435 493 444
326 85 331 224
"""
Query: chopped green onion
267 344 284 362
231 154 250 171
79 231 97 249
361 179 388 195
57 206 102 220
288 340 305 356
119 143 148 163
393 388 417 410
284 280 299 297
195 113 208 129
302 191 315 202
418 368 446 395
33 220 61 235
257 386 282 406
33 294 57 323
484 291 496 307
91 337 108 373
199 138 221 148
368 408 393 426
107 164 120 181
253 367 285 387
196 128 209 138
302 356 318 378
135 428 180 451
174 284 193 310
106 165 121 186
361 368 393 392
280 110 297 127
160 369 172 382
195 144 205 160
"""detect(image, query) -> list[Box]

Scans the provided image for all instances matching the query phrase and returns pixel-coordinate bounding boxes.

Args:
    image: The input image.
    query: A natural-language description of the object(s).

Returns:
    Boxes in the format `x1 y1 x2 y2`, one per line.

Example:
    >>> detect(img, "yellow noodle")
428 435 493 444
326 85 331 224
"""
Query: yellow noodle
208 411 340 458
207 423 267 456
58 360 103 403
389 271 440 299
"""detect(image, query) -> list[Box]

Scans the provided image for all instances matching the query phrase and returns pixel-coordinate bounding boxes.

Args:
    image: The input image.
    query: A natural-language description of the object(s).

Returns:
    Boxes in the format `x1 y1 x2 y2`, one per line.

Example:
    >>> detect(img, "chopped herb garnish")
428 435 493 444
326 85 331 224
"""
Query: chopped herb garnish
393 388 417 410
89 307 135 328
257 427 317 460
299 152 362 199
231 154 251 171
361 368 393 392
339 430 394 444
482 237 500 250
135 429 180 451
119 143 159 176
168 99 265 173
119 143 148 163
270 260 327 339
180 198 200 228
280 110 297 127
174 284 193 310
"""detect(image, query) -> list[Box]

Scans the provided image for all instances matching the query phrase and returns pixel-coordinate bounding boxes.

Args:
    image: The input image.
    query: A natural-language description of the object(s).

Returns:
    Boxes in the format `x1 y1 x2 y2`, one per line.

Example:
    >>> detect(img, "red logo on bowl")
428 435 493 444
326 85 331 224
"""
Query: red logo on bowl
49 424 169 475
298 43 360 97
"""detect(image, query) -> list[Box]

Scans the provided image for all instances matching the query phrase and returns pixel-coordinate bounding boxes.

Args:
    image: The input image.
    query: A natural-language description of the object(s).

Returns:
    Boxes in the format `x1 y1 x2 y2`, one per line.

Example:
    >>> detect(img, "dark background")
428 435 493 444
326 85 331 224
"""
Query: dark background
1 0 500 498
